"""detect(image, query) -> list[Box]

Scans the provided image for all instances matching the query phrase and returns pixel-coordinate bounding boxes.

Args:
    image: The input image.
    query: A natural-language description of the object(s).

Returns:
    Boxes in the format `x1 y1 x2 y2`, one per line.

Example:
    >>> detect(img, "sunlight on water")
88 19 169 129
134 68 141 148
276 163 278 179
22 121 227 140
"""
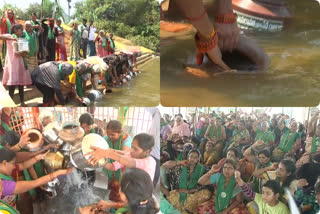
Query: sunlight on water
160 0 320 106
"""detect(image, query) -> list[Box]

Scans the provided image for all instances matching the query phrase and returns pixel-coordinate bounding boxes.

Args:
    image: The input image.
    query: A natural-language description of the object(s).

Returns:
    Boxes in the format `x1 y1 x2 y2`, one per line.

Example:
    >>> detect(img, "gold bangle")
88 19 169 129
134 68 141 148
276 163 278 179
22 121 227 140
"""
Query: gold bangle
15 144 21 151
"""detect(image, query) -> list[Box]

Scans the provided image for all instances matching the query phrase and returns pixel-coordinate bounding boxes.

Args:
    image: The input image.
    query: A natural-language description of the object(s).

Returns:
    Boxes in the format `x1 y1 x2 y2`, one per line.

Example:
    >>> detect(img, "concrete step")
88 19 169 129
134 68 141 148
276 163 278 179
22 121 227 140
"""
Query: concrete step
137 53 151 62
137 55 153 66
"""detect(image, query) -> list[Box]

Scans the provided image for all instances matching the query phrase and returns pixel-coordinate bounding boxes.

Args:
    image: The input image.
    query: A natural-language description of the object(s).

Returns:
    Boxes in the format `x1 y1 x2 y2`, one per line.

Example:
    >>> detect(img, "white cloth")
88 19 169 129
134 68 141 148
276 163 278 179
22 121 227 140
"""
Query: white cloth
147 107 160 160
78 24 89 39
88 26 96 41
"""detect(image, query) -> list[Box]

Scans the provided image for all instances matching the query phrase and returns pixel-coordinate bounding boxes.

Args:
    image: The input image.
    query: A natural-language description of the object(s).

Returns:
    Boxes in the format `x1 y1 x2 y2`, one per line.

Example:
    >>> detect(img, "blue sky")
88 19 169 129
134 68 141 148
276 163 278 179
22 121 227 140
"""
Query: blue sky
0 0 83 16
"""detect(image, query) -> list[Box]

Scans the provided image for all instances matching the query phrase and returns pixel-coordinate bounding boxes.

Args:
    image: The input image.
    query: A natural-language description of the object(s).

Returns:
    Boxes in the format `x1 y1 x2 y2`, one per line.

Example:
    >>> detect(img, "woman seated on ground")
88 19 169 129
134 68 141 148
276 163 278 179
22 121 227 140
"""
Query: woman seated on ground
296 112 320 168
260 159 298 204
243 120 275 163
203 118 226 159
79 168 159 214
295 176 320 214
272 115 301 162
234 170 290 214
225 120 250 157
195 116 209 145
251 149 278 193
197 159 248 214
203 141 218 166
161 149 211 214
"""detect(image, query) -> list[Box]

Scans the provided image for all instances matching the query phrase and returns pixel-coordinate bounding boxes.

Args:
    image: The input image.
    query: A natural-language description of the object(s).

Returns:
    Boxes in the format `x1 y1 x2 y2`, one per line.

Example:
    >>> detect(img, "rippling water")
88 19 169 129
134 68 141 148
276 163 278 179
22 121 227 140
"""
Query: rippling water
97 57 160 106
160 0 320 106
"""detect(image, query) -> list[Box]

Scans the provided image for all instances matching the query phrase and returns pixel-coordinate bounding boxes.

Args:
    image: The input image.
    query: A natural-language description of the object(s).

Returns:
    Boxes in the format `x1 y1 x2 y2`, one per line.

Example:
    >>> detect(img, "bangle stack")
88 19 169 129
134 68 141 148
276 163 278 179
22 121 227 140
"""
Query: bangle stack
214 13 238 24
117 202 122 208
195 30 218 65
14 144 21 151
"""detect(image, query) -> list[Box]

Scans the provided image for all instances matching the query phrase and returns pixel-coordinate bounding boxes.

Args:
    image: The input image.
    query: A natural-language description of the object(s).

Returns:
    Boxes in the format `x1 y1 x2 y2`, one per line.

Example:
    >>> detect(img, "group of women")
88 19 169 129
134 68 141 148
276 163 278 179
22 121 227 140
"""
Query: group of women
160 110 320 214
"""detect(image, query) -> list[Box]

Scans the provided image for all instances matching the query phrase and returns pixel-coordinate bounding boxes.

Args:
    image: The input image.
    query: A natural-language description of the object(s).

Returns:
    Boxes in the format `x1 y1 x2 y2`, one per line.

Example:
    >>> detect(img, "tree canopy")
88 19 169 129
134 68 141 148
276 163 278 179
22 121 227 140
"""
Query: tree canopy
74 0 160 52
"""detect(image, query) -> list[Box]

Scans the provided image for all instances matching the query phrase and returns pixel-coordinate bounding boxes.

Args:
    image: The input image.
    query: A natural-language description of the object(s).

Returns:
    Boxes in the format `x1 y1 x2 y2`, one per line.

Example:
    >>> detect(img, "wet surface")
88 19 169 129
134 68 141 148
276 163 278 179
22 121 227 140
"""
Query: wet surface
160 0 320 106
96 57 160 106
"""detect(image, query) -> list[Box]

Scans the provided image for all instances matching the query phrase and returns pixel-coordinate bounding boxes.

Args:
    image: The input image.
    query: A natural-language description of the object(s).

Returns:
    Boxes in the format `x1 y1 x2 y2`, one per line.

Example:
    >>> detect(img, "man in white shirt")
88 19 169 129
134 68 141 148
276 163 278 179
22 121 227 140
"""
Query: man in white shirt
78 18 89 58
88 20 97 56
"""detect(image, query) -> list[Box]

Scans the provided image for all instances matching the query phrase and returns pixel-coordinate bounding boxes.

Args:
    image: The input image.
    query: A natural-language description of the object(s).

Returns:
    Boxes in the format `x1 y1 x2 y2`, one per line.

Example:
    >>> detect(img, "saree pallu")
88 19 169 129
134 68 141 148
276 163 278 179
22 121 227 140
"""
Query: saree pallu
168 189 211 214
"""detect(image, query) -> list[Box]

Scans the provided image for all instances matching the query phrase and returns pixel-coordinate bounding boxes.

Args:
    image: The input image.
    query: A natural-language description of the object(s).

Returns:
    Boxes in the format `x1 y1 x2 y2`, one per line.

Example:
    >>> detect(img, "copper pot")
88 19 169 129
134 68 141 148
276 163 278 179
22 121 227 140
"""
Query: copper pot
23 129 43 151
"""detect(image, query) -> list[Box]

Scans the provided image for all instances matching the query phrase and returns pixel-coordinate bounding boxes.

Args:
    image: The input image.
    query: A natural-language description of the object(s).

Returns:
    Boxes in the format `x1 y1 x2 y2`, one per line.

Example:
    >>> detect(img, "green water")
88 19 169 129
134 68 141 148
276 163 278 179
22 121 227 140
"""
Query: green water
97 57 160 106
161 0 320 106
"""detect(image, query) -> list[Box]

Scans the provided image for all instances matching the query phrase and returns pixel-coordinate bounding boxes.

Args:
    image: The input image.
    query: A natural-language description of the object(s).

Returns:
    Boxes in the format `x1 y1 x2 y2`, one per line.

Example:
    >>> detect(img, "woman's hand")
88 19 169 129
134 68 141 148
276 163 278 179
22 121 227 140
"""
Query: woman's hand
209 164 220 174
84 146 108 166
56 168 74 177
206 44 230 71
178 160 189 166
78 205 97 214
97 200 113 210
234 170 244 186
214 22 240 52
18 134 31 148
35 150 50 161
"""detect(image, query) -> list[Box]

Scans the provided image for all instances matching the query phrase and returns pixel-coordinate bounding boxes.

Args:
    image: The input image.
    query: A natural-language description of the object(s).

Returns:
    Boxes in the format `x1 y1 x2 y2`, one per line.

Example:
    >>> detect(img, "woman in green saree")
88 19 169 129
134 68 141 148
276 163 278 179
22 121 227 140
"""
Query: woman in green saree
197 159 248 214
203 118 226 159
272 115 301 162
162 149 211 214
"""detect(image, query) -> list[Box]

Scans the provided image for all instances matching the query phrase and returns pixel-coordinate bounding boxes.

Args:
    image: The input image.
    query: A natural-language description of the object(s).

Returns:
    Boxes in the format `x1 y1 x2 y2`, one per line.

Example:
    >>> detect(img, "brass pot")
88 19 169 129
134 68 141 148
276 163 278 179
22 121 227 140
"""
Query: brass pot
23 129 43 151
44 152 66 170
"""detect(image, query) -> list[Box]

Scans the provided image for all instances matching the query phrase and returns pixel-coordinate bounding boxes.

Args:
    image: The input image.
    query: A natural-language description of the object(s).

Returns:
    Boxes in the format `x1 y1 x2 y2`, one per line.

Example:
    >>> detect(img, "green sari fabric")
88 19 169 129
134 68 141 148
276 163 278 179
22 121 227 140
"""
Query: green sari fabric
208 125 221 140
215 174 236 212
103 134 124 181
278 127 300 153
255 130 275 143
311 135 320 154
23 30 38 56
178 163 204 203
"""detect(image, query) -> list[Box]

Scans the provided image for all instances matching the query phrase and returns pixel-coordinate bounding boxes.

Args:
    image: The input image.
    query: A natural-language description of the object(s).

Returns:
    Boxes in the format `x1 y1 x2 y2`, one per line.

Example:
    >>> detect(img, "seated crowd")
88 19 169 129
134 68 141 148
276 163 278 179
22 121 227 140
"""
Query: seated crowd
160 110 320 214
0 9 141 106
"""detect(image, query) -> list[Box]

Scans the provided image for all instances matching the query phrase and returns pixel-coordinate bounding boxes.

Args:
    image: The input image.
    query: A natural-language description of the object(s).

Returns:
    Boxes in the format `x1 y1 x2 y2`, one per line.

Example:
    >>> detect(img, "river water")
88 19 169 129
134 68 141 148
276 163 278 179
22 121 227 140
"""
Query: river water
160 0 320 106
96 57 160 106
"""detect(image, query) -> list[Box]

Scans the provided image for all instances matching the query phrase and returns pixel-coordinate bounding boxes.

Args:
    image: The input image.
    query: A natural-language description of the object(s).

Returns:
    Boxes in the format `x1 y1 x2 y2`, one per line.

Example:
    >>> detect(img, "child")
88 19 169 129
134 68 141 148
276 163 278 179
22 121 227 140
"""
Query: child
234 170 290 214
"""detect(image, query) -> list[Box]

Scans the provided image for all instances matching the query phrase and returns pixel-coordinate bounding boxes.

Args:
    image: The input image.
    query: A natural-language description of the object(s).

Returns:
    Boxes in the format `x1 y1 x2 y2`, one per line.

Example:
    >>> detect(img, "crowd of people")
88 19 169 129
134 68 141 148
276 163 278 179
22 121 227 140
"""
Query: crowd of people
0 108 160 214
160 109 320 214
0 9 141 106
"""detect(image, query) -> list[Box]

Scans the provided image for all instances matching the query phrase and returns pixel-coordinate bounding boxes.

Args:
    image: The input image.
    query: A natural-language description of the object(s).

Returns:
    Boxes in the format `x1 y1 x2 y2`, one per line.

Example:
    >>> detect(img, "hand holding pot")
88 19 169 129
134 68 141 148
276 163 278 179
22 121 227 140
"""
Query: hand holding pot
35 150 50 161
84 146 108 166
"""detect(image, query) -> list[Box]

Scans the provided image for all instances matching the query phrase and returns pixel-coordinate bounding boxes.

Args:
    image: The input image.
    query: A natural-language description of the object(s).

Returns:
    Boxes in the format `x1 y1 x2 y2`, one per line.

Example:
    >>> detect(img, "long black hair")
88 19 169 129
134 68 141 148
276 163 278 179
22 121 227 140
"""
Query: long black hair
120 168 158 214
0 147 16 163
280 159 296 188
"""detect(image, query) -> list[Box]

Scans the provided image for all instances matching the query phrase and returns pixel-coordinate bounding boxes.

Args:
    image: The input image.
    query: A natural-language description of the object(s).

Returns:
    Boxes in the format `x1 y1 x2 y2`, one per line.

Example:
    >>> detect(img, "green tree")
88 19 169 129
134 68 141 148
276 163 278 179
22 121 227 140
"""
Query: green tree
74 0 160 52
